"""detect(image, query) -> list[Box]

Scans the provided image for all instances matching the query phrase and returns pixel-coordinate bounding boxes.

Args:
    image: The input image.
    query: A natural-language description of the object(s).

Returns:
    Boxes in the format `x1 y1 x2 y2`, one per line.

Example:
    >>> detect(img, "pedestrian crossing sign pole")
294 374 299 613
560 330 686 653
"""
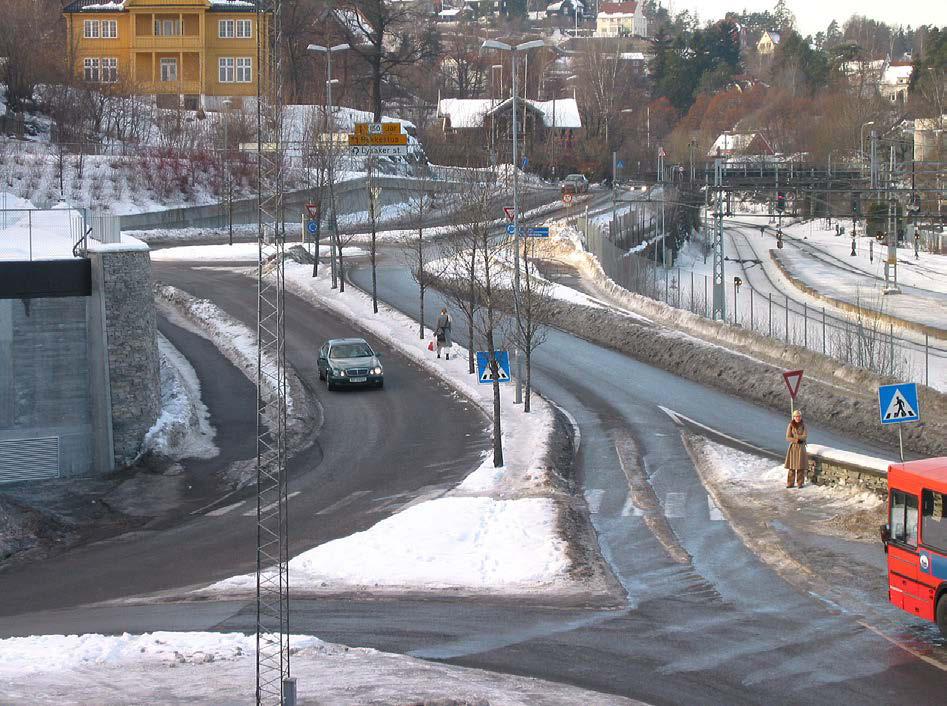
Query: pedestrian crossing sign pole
878 382 920 462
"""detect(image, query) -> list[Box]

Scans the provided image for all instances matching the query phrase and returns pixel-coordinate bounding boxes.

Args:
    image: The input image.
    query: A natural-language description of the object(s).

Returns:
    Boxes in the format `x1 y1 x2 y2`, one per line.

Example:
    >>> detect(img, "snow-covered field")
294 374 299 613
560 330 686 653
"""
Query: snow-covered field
0 196 82 260
0 631 636 705
150 241 367 262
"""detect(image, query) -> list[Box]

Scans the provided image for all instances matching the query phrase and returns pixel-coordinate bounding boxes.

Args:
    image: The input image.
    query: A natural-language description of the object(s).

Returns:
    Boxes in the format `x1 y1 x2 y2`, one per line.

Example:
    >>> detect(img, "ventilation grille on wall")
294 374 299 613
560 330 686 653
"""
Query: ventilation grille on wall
0 436 61 483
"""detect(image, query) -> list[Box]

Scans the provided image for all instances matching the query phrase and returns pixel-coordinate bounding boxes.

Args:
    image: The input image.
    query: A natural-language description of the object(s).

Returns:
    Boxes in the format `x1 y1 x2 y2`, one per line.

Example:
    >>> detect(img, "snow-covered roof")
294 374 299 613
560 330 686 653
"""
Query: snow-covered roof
707 132 771 156
438 8 463 17
597 2 639 17
438 97 581 129
619 52 646 61
332 8 374 44
762 30 780 44
66 0 260 11
882 64 913 85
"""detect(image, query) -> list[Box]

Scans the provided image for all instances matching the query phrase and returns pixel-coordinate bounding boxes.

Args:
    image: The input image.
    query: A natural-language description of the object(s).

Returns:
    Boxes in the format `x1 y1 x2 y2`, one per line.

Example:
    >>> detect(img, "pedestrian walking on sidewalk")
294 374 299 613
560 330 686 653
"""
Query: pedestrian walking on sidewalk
435 308 452 360
785 409 808 488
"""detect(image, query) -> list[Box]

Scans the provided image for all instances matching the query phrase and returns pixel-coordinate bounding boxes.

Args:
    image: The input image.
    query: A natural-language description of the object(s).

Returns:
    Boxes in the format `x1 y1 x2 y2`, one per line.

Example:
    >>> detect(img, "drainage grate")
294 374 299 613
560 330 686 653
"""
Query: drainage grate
0 436 60 483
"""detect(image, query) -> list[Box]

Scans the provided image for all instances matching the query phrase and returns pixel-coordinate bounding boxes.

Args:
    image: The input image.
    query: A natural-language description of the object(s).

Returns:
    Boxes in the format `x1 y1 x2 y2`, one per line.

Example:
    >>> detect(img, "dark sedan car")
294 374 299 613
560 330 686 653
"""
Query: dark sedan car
317 337 384 390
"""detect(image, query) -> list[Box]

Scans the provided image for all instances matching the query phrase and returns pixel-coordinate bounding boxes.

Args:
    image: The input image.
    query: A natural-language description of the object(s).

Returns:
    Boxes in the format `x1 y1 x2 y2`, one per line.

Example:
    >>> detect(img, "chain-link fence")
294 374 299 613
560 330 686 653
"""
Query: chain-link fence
574 213 946 390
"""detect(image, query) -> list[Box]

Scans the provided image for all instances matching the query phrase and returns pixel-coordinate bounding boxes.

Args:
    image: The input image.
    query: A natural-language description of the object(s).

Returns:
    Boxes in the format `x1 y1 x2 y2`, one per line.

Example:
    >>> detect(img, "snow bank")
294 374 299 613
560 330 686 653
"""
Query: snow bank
208 497 570 593
151 242 367 262
0 631 635 705
142 333 218 460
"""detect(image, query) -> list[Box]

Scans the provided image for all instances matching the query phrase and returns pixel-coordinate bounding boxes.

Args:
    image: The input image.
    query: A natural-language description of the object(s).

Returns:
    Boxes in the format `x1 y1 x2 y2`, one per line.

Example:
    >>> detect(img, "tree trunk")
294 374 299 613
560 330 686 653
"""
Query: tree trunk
467 245 477 375
524 348 531 413
369 160 378 313
418 222 425 338
371 51 383 122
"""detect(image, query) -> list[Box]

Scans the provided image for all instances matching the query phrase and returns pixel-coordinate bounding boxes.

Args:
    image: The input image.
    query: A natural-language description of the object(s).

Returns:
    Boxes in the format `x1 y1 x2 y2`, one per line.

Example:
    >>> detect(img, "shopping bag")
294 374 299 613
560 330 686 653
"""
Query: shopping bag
427 341 435 352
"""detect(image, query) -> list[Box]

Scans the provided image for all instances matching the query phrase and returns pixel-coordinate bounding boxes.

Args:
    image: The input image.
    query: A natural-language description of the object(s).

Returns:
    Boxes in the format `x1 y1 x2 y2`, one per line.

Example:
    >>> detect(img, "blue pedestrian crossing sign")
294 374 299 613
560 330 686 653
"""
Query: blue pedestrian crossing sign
617 160 624 169
878 383 920 425
476 351 511 384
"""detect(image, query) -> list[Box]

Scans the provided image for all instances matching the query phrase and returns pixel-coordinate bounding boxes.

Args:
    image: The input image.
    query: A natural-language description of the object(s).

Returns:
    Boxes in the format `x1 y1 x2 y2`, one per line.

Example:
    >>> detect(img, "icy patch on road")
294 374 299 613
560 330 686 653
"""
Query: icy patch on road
142 333 218 460
0 631 637 705
206 497 571 594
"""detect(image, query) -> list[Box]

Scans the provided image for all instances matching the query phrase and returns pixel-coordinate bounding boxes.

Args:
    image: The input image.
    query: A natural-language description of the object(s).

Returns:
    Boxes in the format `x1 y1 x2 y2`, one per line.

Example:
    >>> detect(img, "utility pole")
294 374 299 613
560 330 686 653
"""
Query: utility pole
482 38 546 407
611 150 617 235
712 159 726 320
256 0 291 703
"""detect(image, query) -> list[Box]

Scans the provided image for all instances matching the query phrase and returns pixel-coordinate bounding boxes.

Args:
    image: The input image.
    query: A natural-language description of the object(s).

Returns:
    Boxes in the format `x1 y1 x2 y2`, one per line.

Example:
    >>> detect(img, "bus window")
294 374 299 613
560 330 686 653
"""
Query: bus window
891 490 918 546
922 490 947 552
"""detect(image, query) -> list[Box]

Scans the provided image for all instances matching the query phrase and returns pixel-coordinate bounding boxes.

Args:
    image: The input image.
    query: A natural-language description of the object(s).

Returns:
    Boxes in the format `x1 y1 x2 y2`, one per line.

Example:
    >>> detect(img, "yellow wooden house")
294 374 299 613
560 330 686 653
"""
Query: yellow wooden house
63 0 269 109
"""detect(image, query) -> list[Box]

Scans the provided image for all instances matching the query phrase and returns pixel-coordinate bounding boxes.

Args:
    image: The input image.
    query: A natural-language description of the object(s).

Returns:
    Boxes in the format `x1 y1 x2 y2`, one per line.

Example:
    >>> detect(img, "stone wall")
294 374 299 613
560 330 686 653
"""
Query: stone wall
807 453 888 497
93 247 160 466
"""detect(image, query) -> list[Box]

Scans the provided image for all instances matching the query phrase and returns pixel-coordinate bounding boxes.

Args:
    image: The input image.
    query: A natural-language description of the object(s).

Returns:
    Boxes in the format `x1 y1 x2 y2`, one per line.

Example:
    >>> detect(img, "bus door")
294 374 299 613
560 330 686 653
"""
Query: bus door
887 488 922 613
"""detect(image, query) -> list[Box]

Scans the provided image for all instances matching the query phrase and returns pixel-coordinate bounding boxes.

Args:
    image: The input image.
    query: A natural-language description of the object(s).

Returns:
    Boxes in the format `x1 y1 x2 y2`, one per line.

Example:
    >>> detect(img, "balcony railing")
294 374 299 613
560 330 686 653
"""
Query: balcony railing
138 79 202 94
133 35 203 50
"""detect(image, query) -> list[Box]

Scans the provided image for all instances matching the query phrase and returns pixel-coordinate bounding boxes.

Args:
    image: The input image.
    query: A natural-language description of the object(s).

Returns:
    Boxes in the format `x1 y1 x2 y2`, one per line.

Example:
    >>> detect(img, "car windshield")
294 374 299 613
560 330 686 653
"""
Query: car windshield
330 342 373 359
567 175 583 180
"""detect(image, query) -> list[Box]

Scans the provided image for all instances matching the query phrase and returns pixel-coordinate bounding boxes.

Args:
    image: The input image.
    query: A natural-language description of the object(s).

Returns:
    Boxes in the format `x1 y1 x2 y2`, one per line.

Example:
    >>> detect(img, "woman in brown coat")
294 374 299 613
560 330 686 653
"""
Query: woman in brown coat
785 409 808 488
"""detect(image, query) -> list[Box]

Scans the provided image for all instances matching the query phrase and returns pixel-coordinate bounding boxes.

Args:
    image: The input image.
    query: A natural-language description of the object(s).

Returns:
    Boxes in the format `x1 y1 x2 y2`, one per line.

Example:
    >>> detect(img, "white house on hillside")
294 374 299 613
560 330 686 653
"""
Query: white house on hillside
757 30 780 55
595 2 648 38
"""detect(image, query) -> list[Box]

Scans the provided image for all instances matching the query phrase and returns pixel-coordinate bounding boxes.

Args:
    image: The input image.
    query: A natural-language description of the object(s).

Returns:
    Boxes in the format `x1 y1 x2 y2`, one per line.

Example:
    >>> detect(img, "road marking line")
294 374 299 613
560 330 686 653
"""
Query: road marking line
664 492 687 518
190 487 244 516
857 620 947 673
707 494 724 521
243 490 301 517
658 405 776 459
584 488 605 514
206 501 245 517
315 490 371 516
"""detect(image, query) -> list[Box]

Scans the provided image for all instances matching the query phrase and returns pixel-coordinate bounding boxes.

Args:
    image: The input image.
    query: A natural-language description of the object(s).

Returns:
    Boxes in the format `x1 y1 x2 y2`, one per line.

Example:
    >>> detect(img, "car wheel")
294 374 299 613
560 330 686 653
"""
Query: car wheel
937 593 947 638
318 368 324 381
326 376 335 392
377 380 384 389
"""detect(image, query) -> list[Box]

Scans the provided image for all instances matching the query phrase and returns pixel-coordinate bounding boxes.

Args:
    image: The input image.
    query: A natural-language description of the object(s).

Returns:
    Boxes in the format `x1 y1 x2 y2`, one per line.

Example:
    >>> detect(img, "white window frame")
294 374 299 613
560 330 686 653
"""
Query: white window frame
236 19 252 38
101 57 118 83
155 19 181 36
218 19 235 38
236 57 252 83
159 58 178 82
83 20 100 39
218 57 235 83
102 19 118 39
83 57 100 82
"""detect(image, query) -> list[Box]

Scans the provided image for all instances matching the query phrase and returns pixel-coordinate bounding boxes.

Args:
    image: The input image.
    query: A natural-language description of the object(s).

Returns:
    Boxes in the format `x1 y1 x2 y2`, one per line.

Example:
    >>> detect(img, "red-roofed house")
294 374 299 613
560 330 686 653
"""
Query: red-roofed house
595 2 648 38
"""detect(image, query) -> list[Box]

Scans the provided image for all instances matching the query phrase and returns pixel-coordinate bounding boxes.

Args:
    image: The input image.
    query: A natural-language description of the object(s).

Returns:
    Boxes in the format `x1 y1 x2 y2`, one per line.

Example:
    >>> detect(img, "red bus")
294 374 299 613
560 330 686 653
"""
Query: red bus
881 457 947 636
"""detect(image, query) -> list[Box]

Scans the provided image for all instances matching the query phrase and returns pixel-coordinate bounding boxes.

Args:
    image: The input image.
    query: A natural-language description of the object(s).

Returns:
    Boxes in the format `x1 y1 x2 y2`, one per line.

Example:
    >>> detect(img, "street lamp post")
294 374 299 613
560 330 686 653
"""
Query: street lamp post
860 120 875 163
307 42 350 289
222 98 233 246
482 38 546 406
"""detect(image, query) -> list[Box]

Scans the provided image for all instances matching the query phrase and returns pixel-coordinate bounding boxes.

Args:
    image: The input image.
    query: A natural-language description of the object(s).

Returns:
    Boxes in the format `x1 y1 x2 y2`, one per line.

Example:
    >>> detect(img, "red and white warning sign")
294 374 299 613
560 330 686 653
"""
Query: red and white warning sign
782 369 804 399
305 202 320 219
503 207 515 222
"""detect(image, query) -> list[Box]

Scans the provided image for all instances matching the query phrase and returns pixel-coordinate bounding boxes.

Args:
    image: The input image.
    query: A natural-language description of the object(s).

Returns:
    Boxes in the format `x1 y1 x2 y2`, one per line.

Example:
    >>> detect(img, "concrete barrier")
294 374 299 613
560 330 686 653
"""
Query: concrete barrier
119 176 472 232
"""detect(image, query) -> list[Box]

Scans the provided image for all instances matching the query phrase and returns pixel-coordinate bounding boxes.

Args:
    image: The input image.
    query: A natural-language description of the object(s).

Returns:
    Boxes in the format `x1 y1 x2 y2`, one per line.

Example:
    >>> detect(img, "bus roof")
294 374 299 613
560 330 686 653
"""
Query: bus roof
888 457 947 490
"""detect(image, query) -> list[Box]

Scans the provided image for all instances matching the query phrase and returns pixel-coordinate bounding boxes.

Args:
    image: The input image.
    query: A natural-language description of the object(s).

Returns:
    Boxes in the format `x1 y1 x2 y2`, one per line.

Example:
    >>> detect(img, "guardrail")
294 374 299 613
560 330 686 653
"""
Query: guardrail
0 207 88 261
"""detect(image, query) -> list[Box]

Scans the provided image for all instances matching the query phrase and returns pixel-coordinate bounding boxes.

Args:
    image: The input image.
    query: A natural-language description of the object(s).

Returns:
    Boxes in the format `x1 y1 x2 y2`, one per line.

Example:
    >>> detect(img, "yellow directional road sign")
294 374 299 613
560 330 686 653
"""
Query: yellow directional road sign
347 133 408 146
354 122 402 136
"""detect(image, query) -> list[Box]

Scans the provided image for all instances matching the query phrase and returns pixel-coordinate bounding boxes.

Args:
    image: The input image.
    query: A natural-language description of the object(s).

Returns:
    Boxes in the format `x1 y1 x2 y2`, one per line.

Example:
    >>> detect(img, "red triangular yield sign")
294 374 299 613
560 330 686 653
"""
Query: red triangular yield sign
503 207 515 222
783 369 804 399
305 202 320 218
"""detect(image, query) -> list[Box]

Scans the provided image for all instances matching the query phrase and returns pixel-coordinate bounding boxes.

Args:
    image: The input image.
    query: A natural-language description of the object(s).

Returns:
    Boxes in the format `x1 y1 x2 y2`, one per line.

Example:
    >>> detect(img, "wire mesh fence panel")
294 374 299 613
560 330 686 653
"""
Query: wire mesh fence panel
575 216 945 390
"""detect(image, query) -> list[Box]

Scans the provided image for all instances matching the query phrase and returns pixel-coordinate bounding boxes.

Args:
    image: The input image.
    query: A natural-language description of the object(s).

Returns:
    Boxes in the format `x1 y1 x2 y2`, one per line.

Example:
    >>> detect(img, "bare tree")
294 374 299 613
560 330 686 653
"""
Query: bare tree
332 0 439 121
400 174 440 339
512 235 553 412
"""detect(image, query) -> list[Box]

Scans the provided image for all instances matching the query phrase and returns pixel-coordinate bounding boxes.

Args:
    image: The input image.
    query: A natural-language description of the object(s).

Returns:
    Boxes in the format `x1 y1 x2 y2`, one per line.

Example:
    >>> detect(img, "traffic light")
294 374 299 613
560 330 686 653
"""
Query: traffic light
776 191 786 213
851 192 861 216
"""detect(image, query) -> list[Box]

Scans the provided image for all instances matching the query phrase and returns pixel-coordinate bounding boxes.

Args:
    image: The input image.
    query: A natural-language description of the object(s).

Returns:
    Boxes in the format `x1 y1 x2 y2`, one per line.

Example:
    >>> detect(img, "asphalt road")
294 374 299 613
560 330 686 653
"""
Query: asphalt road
2 236 945 703
0 263 489 615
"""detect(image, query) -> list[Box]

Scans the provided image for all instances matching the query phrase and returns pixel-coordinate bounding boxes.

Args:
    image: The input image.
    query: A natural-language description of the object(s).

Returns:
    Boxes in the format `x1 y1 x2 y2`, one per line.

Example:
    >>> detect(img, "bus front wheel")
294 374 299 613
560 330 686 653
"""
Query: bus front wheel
937 593 947 638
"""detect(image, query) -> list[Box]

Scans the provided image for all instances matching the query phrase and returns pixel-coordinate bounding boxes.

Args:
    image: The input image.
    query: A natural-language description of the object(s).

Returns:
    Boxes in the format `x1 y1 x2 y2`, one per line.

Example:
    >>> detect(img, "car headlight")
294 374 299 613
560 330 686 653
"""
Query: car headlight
332 368 345 377
372 367 382 375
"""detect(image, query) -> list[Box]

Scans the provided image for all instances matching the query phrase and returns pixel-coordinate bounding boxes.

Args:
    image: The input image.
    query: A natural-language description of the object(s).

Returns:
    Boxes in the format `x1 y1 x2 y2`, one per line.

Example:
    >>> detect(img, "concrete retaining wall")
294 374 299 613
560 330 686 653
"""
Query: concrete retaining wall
119 176 471 232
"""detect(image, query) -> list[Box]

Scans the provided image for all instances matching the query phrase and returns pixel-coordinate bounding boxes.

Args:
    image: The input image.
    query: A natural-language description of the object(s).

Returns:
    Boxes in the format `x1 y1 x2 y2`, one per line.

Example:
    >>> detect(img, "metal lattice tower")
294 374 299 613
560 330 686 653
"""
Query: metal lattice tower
712 159 726 321
255 0 289 703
